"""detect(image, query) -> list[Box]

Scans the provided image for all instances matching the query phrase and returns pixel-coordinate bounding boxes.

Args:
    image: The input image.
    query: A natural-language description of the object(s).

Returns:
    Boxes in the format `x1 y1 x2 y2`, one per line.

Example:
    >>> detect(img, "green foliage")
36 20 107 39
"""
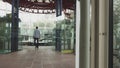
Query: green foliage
0 22 6 49
113 0 120 36
0 14 12 49
0 14 12 23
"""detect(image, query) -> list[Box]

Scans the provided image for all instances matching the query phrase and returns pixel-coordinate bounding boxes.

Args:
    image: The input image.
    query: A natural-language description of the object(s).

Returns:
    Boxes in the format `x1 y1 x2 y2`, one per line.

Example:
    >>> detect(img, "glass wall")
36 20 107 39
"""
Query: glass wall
19 12 56 47
0 0 23 52
113 0 120 67
0 1 12 53
54 11 75 53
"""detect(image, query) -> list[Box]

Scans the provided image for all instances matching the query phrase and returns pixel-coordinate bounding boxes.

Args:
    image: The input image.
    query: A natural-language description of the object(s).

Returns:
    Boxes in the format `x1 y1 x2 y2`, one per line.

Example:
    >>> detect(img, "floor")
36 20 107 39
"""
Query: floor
0 46 75 68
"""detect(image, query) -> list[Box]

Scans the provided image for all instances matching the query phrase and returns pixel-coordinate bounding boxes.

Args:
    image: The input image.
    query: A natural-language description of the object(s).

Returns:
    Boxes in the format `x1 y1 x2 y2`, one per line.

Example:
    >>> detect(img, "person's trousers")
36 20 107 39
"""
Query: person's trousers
34 38 39 48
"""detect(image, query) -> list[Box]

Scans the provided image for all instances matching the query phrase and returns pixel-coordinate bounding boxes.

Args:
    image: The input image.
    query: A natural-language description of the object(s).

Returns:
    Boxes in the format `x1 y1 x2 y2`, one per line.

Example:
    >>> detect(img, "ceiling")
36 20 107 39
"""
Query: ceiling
3 0 75 14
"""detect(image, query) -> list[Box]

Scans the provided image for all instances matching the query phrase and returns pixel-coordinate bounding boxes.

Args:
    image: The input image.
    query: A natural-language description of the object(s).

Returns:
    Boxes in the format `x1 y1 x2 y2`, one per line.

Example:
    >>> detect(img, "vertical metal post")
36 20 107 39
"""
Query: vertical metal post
75 0 80 68
98 0 109 68
94 0 100 68
109 0 113 68
55 29 61 51
80 0 90 68
56 0 62 17
11 0 19 52
73 0 76 54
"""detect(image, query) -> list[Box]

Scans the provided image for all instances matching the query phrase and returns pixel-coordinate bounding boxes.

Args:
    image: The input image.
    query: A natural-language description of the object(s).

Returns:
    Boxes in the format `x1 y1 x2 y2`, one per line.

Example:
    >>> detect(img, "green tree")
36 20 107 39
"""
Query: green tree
113 0 120 36
0 14 12 50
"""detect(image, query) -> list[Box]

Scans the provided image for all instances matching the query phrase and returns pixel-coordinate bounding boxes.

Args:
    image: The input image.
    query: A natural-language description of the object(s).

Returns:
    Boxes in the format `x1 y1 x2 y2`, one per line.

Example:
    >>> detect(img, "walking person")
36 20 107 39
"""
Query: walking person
33 26 40 49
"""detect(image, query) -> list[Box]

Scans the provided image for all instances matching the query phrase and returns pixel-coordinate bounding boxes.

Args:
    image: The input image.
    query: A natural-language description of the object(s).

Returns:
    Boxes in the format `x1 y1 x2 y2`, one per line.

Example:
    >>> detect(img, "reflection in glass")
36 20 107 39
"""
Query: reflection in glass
0 1 12 53
113 0 120 67
54 11 75 53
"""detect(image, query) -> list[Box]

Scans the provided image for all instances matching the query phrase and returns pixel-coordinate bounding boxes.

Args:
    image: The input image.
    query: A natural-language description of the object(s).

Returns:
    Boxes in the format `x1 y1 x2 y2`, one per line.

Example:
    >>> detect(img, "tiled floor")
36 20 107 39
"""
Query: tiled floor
0 46 75 68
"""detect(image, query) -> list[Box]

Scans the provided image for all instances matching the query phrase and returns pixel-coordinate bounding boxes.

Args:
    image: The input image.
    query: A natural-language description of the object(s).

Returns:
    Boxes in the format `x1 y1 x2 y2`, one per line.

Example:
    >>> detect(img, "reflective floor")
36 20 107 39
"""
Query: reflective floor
0 46 75 68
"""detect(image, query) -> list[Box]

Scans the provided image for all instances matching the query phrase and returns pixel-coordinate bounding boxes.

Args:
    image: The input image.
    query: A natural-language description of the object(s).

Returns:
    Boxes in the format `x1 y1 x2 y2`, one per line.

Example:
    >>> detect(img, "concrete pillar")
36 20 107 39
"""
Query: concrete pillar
80 0 90 68
98 0 109 68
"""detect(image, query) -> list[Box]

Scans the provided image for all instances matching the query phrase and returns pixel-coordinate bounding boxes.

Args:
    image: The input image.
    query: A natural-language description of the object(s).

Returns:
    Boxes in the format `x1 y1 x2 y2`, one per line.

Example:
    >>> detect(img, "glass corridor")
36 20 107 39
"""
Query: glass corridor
0 0 76 54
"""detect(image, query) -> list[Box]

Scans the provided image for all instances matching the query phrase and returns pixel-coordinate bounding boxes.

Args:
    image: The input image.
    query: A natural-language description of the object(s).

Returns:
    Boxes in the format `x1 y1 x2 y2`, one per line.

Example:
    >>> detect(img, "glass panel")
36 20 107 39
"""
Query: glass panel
18 23 23 50
19 12 56 47
0 1 12 53
54 10 75 53
113 0 120 67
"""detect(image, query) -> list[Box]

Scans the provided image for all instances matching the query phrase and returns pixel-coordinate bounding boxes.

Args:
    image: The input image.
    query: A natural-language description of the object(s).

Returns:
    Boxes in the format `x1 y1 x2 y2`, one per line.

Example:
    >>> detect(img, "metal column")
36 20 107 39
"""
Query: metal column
55 29 61 52
98 0 109 68
56 0 62 17
80 0 90 68
90 0 100 68
11 0 19 52
75 0 80 68
109 0 113 68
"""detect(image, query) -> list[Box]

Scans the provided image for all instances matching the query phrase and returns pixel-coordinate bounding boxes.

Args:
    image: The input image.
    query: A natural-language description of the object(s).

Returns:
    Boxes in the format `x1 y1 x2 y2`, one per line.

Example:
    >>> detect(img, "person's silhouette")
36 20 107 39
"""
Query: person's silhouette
33 26 40 48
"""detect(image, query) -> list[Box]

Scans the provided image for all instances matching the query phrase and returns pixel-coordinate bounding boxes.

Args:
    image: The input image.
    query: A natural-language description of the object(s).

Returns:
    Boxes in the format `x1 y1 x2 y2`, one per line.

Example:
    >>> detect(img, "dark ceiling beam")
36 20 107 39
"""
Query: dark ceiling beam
3 0 75 14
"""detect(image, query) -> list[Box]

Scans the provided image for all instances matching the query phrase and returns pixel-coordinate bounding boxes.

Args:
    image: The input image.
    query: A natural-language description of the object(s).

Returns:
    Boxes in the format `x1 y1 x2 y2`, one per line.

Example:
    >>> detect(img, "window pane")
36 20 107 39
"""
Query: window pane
113 0 120 67
0 1 12 53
